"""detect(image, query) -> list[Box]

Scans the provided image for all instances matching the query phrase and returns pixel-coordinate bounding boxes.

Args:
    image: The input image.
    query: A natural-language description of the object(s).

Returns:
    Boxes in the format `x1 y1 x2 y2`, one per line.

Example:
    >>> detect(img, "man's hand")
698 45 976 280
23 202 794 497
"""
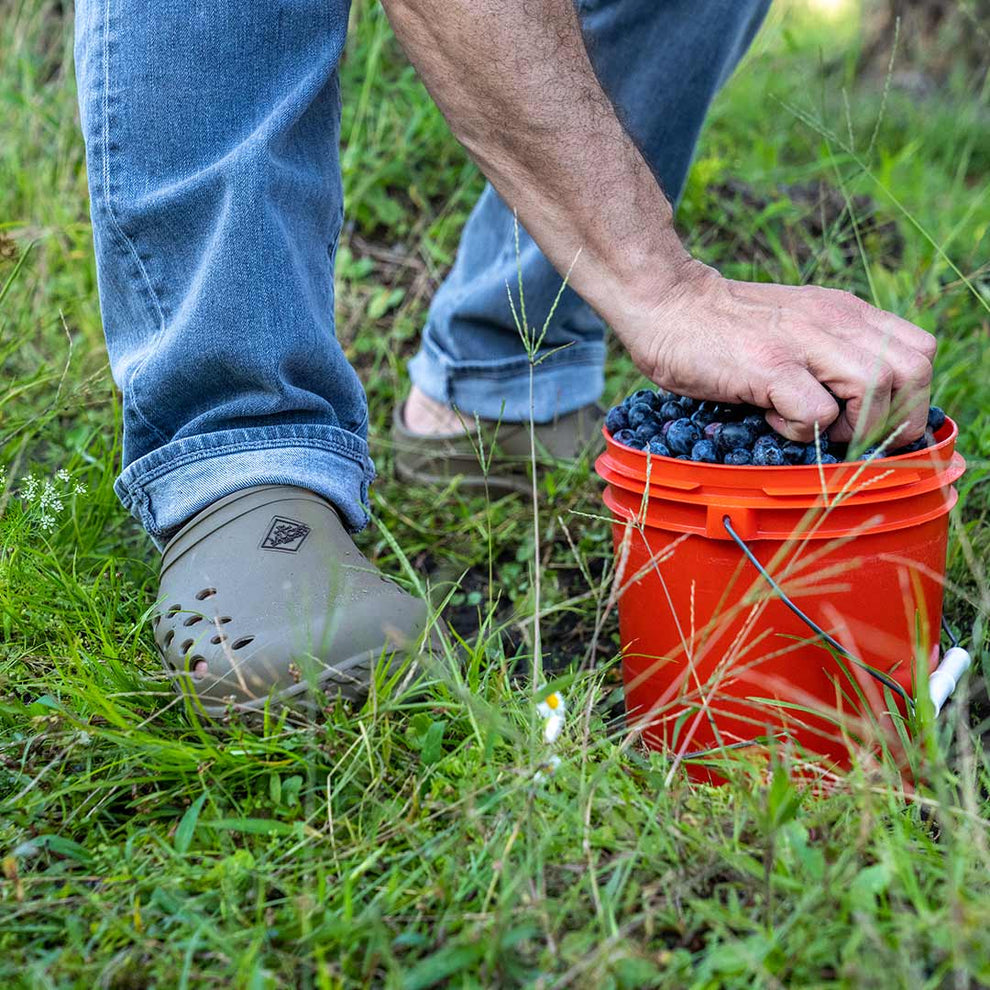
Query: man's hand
611 261 936 443
381 0 936 443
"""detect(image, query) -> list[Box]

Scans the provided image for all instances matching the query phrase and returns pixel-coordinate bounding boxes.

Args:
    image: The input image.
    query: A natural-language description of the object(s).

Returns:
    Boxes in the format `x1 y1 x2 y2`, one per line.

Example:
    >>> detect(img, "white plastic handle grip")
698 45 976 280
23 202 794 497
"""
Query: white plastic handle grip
929 646 972 715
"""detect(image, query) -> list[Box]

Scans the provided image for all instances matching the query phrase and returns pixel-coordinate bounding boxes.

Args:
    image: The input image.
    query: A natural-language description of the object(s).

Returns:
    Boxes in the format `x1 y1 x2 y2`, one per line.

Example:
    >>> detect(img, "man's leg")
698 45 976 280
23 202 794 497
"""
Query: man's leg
74 0 431 710
407 0 771 428
74 0 370 545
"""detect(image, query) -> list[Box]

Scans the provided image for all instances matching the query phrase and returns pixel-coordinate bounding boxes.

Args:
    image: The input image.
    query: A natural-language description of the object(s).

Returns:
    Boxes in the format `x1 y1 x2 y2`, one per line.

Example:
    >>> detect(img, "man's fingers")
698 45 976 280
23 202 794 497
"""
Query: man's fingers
803 286 938 362
794 288 936 441
888 380 932 443
805 339 894 444
873 353 931 442
864 305 938 363
856 317 934 441
764 369 840 442
647 278 937 448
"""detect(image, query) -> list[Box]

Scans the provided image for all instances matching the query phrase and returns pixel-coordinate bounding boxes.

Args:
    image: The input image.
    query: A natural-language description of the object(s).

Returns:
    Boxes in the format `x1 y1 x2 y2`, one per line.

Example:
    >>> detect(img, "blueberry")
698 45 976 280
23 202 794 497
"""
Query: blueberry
665 418 703 455
742 413 770 435
676 454 691 460
803 433 830 464
635 421 661 444
629 389 656 408
780 441 808 465
605 406 628 434
819 453 838 464
891 434 929 456
717 422 756 454
714 403 746 421
690 439 718 463
658 400 685 422
859 446 881 462
737 424 760 448
724 449 753 465
677 397 699 414
703 421 723 442
612 428 638 447
691 407 719 429
752 442 785 466
752 435 783 464
626 401 655 429
927 406 946 434
647 439 671 457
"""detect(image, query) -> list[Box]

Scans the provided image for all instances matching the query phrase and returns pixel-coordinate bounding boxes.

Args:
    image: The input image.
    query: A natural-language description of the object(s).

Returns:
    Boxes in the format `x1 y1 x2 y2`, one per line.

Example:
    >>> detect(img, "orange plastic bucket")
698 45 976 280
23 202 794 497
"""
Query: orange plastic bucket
595 418 965 777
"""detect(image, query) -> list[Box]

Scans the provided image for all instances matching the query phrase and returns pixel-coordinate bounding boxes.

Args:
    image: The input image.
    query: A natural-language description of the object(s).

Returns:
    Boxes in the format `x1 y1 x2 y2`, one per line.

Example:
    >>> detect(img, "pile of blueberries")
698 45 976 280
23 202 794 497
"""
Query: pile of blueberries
606 389 946 466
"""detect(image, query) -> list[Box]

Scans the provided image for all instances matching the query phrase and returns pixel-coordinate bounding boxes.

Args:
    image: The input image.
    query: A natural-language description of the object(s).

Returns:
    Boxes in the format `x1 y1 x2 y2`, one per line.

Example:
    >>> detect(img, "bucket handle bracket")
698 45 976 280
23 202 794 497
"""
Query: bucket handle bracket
708 505 757 541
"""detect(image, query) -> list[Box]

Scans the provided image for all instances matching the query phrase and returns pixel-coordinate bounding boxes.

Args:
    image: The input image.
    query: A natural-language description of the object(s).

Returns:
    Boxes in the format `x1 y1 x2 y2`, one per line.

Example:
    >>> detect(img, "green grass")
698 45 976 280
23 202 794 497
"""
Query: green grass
2 0 990 986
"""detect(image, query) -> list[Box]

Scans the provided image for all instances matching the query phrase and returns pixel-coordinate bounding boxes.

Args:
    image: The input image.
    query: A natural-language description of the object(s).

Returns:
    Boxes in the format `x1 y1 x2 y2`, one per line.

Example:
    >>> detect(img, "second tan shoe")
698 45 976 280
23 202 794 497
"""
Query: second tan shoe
392 402 603 495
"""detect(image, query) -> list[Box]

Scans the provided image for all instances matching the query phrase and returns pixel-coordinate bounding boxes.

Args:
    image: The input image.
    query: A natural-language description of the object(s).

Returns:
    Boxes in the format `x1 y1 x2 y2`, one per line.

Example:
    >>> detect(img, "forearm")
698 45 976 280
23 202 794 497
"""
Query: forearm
383 0 937 444
380 0 691 323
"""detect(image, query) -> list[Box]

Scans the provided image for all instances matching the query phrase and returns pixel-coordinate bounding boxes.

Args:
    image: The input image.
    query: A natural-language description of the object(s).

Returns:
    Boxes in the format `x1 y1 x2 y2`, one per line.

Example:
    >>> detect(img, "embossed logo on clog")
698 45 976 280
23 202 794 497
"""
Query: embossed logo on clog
260 516 311 552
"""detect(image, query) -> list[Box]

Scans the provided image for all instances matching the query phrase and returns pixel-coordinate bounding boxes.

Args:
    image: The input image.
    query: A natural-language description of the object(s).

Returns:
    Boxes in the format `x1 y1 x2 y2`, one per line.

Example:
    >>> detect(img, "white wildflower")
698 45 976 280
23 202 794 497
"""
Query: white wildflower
543 712 565 744
39 481 63 515
536 691 566 719
537 690 566 743
530 688 566 787
16 467 85 532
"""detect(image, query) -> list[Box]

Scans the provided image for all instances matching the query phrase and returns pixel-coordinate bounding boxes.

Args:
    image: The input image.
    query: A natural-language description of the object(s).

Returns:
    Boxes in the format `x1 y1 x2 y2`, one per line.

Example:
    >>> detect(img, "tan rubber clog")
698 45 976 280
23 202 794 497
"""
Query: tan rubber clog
153 485 435 715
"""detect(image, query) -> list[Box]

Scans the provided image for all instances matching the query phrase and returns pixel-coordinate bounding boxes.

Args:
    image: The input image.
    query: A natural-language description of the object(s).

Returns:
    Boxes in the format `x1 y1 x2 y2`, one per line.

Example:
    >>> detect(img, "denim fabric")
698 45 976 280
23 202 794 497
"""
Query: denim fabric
409 0 772 422
75 0 768 544
75 0 368 545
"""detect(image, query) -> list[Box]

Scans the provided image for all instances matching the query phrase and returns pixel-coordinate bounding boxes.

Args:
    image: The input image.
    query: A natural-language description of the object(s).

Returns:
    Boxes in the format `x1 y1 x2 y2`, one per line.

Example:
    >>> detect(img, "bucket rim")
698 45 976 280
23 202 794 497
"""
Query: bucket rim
597 450 966 508
598 416 961 496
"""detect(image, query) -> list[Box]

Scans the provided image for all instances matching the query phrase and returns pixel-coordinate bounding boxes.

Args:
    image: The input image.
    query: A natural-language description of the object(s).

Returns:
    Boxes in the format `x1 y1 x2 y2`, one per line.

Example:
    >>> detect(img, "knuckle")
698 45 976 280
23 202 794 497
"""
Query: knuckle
811 398 839 425
813 290 873 330
838 287 867 308
825 286 868 312
760 344 804 377
801 284 840 312
871 364 895 392
902 352 934 386
917 331 938 360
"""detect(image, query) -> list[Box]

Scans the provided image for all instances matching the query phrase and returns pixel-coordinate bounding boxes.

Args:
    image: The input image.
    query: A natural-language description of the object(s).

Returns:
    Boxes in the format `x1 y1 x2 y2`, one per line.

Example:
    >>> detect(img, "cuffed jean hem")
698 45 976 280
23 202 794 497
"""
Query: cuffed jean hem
113 424 375 550
407 335 606 423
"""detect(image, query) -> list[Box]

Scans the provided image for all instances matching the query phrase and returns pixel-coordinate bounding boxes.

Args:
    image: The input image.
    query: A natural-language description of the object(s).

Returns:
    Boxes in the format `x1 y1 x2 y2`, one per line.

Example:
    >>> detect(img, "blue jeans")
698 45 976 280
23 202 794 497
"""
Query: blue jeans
74 0 769 546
